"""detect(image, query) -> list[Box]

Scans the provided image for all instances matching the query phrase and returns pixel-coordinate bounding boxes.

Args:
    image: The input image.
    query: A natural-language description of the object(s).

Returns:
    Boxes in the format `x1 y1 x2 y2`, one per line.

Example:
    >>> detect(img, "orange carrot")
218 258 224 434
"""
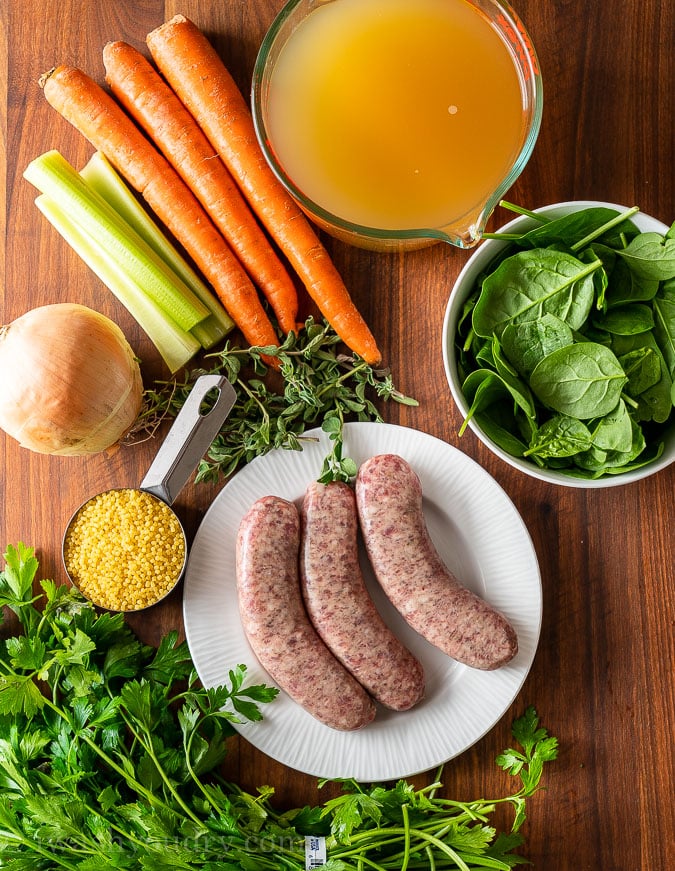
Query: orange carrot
40 65 280 357
146 15 382 366
102 40 298 336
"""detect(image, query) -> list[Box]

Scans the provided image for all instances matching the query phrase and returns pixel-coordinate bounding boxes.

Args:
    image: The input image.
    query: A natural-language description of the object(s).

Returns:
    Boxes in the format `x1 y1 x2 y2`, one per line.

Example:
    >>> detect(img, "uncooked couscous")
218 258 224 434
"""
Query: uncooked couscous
63 488 186 611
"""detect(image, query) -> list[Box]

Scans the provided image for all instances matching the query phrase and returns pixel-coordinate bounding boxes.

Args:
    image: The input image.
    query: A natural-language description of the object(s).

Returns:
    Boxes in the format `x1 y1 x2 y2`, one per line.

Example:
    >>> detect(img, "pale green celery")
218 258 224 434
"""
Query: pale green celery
80 151 235 347
23 150 209 332
35 194 200 374
190 312 230 350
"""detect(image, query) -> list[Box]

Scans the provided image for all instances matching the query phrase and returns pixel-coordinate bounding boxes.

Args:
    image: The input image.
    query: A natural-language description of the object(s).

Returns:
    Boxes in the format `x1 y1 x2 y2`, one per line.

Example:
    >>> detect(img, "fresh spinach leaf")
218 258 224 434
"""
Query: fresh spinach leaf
611 332 673 422
524 414 593 460
579 244 611 308
472 249 600 338
475 336 497 370
652 287 675 378
603 255 660 305
502 313 574 378
589 399 633 452
474 408 530 456
575 416 646 472
459 369 511 436
592 303 654 335
461 367 536 433
513 207 638 251
616 231 675 281
529 342 627 418
619 347 662 397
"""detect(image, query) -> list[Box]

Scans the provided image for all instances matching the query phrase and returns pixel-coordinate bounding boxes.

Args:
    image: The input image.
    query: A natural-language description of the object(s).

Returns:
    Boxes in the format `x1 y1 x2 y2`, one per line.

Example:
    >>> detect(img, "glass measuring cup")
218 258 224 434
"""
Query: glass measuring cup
252 0 543 252
62 375 236 611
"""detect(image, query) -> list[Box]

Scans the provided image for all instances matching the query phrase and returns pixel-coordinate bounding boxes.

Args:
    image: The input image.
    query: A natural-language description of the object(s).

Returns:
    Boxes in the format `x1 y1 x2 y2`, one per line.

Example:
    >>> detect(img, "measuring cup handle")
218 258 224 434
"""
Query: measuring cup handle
140 374 237 504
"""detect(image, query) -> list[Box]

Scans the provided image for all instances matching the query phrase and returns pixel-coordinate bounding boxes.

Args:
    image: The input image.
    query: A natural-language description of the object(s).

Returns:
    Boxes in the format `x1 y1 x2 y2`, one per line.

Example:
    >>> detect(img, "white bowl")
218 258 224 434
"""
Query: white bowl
442 201 675 487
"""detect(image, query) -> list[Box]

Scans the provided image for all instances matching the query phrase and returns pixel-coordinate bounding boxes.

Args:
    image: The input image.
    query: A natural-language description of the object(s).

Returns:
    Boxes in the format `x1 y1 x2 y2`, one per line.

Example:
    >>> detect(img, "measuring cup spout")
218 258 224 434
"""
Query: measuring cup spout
436 222 482 249
140 374 237 504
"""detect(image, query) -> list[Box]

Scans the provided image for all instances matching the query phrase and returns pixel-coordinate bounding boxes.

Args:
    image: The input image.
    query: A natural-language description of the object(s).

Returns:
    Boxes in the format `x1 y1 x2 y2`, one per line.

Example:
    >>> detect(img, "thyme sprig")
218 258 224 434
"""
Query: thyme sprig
141 318 418 483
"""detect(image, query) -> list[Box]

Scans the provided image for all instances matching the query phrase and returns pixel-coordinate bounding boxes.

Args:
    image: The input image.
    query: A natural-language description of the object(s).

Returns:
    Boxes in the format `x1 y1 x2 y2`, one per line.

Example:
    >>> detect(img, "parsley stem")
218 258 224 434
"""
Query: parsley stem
337 855 387 870
419 773 444 799
332 825 472 869
430 798 495 820
1 829 81 871
81 800 149 851
118 708 207 828
401 804 411 871
183 716 226 814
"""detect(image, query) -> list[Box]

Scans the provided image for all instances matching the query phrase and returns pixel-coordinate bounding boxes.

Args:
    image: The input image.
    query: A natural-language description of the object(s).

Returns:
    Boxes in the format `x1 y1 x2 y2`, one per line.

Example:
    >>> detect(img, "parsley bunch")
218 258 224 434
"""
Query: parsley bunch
0 544 557 869
140 318 418 484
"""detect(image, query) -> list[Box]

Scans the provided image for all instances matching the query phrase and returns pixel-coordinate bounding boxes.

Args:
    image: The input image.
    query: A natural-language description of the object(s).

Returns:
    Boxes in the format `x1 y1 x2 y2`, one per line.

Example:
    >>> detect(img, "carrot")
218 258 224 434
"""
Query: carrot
40 65 280 358
102 41 298 336
146 15 382 366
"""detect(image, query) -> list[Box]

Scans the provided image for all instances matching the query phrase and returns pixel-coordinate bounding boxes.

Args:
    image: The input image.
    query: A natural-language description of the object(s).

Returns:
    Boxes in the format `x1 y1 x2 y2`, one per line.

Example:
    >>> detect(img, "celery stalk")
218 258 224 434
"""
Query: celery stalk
80 151 235 347
35 194 201 373
23 150 209 332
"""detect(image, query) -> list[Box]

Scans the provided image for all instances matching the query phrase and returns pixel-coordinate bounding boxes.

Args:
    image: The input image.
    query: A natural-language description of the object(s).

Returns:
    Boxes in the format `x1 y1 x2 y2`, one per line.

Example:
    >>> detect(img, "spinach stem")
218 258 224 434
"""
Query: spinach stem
498 200 549 222
481 231 526 240
570 206 640 251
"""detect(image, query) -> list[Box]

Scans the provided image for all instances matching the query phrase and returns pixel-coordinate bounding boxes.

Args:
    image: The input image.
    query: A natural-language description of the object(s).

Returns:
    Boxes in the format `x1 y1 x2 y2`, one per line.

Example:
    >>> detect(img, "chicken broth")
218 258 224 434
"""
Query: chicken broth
265 0 527 231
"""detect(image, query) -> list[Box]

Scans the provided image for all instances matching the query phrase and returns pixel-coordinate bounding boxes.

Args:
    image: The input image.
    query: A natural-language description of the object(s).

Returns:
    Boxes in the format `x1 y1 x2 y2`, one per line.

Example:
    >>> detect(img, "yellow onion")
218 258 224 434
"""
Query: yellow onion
0 303 143 455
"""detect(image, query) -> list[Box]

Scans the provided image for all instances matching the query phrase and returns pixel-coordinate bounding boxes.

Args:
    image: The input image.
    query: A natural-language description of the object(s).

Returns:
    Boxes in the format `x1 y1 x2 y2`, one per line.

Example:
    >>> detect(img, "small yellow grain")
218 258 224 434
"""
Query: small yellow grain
63 487 186 611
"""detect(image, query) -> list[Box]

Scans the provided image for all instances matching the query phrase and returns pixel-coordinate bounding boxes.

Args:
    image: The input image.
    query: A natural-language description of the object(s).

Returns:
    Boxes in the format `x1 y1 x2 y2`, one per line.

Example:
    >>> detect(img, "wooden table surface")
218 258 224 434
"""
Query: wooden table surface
1 1 673 868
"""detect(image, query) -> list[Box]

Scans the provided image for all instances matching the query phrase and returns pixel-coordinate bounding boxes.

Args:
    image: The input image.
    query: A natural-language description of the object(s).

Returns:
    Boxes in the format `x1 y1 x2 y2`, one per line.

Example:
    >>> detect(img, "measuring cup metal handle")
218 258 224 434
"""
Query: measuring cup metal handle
140 374 237 505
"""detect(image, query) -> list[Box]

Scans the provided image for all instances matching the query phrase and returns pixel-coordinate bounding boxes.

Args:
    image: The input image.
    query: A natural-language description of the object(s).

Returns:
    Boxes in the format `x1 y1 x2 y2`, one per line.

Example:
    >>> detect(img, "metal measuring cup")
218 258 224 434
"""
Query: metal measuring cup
62 374 236 611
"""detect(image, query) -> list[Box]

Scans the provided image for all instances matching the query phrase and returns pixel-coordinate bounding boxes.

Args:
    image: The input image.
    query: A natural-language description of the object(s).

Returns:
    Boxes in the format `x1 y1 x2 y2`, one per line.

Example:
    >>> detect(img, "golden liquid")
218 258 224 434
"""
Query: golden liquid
266 0 526 231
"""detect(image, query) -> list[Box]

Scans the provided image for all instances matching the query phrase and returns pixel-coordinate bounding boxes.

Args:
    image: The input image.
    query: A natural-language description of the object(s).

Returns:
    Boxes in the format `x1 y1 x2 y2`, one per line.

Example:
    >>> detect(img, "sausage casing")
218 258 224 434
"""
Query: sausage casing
300 480 425 711
355 454 518 670
236 494 376 731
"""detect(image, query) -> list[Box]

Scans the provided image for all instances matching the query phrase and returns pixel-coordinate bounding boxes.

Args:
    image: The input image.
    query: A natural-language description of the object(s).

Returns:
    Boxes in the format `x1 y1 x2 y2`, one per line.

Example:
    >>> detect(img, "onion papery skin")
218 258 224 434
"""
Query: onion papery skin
0 303 143 456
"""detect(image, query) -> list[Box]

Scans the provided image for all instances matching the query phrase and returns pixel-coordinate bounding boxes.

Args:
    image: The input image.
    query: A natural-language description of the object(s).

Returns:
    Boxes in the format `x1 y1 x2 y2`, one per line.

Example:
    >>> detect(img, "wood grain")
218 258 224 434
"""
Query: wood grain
1 1 674 867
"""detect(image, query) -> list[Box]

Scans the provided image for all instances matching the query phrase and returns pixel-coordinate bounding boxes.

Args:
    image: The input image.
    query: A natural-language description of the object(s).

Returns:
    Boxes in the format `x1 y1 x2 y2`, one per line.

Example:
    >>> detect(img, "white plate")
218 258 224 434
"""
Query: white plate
183 422 542 781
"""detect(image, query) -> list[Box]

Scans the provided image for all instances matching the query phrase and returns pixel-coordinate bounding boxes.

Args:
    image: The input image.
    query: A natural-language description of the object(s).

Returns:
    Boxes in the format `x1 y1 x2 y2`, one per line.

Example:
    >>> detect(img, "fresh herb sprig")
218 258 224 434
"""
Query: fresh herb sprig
0 544 557 870
140 317 418 484
307 708 558 869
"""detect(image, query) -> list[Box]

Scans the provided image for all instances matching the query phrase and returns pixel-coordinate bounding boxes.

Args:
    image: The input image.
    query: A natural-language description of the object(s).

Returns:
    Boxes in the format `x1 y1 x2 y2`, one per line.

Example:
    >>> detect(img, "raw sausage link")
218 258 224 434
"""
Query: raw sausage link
236 495 376 731
300 480 425 711
355 454 518 670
